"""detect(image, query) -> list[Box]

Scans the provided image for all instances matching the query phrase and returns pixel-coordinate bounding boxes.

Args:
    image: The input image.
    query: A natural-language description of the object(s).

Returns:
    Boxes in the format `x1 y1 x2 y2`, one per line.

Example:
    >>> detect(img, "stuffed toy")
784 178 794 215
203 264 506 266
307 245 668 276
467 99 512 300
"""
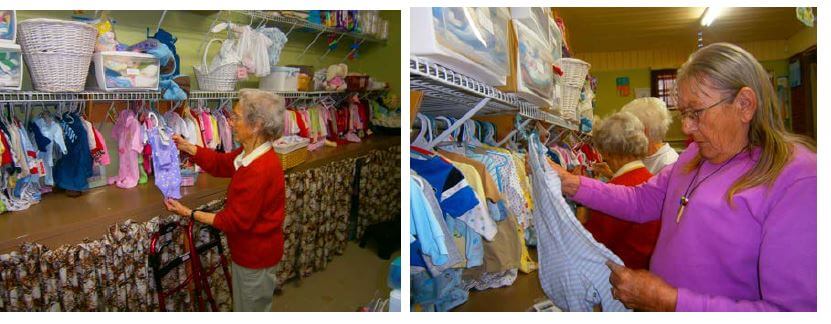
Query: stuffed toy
324 63 348 91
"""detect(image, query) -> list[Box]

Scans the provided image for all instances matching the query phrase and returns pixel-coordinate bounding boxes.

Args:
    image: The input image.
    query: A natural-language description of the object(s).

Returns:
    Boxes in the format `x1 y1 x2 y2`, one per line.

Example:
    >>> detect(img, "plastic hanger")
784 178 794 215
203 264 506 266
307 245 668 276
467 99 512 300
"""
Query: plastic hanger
411 113 432 150
484 122 497 145
463 119 483 147
434 116 453 142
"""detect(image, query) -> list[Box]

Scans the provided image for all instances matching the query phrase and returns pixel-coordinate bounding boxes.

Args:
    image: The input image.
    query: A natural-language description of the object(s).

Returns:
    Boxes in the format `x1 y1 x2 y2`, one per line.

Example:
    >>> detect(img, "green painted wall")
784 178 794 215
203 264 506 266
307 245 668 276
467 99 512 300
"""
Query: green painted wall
16 10 401 94
590 59 788 142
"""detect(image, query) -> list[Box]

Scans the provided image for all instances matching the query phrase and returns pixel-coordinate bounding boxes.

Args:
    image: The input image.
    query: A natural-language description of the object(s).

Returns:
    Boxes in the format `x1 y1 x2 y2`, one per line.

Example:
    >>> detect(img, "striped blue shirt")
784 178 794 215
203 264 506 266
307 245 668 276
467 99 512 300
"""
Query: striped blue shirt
528 134 630 312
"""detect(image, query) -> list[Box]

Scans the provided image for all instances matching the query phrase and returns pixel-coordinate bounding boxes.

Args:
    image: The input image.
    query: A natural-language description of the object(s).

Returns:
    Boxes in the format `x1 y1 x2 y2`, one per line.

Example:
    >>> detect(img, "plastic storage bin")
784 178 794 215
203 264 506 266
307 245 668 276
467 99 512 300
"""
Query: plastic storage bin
180 169 198 187
0 43 23 91
287 65 313 91
91 51 160 91
510 7 551 44
389 289 400 312
514 20 554 107
411 7 511 86
260 66 299 92
0 11 16 43
548 15 564 63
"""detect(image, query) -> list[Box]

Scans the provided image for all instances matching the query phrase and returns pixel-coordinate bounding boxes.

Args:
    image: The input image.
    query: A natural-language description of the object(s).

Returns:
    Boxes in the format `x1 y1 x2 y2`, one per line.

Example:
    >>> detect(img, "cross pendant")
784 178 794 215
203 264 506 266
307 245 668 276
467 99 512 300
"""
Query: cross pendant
676 196 689 223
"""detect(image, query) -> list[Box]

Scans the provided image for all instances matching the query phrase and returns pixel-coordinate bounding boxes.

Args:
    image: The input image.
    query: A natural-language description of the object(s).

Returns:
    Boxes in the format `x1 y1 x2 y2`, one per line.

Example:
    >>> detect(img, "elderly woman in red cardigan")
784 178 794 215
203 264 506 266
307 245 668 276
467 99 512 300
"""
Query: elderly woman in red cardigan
582 111 659 271
164 88 286 312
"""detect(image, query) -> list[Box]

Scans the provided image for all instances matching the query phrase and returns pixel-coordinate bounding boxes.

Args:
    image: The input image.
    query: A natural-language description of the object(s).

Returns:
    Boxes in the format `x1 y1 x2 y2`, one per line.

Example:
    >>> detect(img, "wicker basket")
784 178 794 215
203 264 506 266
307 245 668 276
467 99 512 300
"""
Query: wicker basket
276 147 309 170
274 141 309 170
559 84 582 121
556 58 591 88
17 19 97 92
193 38 239 91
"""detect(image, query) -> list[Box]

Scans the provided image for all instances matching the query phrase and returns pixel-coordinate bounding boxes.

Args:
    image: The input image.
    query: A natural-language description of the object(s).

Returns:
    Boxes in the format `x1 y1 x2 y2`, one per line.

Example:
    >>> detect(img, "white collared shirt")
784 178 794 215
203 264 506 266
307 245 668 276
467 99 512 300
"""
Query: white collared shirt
233 142 273 170
642 143 679 174
612 160 647 179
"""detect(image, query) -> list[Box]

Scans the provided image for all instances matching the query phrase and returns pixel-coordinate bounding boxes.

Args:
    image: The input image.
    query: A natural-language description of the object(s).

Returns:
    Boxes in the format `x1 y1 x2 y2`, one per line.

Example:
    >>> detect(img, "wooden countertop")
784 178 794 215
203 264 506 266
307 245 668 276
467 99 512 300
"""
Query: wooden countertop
0 135 399 254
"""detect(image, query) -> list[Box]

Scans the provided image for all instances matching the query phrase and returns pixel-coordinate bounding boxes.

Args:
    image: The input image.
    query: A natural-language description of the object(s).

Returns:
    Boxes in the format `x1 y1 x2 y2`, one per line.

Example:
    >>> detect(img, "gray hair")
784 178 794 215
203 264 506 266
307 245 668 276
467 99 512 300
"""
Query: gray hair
620 97 672 144
676 42 815 203
238 88 285 141
593 111 649 158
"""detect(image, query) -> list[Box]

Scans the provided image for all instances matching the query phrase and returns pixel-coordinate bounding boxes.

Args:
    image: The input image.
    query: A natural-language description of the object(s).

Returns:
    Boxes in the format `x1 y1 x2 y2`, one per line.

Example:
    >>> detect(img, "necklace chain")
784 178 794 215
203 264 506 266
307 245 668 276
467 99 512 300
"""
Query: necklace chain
676 145 749 223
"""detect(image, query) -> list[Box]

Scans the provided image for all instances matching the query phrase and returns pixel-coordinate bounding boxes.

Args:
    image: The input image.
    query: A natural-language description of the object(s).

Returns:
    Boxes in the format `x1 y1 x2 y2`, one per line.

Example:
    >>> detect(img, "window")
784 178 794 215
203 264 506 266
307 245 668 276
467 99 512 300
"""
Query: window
651 69 677 109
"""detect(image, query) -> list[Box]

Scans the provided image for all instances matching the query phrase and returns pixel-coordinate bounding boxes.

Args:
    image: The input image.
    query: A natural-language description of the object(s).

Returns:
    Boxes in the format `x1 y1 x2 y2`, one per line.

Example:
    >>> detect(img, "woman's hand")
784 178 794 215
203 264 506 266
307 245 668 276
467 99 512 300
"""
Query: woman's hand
164 198 192 218
607 261 678 311
172 134 197 156
547 160 581 196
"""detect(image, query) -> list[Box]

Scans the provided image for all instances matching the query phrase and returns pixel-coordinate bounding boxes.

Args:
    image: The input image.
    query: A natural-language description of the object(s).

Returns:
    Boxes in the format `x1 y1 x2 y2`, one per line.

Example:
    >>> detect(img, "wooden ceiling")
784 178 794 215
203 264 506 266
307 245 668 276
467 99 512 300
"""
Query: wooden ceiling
554 7 810 53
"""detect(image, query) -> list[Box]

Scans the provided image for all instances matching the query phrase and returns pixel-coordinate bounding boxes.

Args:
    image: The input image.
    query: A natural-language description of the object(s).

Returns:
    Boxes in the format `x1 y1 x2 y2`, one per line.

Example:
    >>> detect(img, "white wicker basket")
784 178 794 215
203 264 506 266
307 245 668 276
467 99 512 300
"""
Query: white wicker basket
193 38 238 91
560 84 581 121
17 19 97 92
556 58 591 88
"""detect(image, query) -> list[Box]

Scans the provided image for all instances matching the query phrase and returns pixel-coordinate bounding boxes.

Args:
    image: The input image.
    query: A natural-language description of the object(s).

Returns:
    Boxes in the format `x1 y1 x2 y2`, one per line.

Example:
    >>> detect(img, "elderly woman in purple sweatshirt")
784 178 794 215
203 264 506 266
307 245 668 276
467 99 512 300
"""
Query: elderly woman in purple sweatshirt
552 43 816 311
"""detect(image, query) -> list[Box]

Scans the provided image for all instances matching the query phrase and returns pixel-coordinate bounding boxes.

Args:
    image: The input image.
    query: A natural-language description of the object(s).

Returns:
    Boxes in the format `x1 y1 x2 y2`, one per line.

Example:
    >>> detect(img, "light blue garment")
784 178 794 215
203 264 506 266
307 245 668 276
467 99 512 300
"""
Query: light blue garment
445 213 483 268
414 173 464 276
411 266 470 312
411 267 437 309
34 117 67 186
433 268 468 311
528 133 630 312
465 151 509 221
258 27 288 66
411 176 450 266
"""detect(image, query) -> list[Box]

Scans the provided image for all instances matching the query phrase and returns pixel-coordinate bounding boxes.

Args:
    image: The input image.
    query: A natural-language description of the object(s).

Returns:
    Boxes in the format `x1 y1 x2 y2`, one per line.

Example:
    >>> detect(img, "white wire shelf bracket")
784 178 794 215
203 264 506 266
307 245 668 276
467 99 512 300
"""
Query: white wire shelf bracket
0 91 161 102
518 105 577 131
410 56 534 117
232 10 387 44
411 56 578 130
189 90 384 101
1 89 386 103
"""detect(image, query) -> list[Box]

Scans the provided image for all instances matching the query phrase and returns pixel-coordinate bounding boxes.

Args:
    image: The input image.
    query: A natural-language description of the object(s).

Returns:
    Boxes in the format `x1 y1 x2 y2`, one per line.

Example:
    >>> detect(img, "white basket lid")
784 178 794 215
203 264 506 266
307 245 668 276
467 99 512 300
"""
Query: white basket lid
19 18 97 31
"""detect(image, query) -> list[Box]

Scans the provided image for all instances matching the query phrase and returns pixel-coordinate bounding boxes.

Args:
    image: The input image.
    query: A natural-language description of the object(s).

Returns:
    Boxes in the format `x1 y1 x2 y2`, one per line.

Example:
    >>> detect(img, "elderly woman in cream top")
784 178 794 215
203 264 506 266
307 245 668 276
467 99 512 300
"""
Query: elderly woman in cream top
619 97 679 174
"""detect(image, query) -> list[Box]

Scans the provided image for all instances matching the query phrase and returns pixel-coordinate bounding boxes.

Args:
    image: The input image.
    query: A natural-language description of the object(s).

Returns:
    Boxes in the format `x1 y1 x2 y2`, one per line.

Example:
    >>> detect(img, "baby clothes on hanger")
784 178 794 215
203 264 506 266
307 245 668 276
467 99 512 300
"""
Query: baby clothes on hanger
90 126 110 166
31 117 67 187
528 133 628 312
53 112 93 192
147 114 182 199
209 113 220 150
345 98 363 143
81 117 96 152
108 109 143 189
213 109 233 153
183 110 203 147
163 110 188 140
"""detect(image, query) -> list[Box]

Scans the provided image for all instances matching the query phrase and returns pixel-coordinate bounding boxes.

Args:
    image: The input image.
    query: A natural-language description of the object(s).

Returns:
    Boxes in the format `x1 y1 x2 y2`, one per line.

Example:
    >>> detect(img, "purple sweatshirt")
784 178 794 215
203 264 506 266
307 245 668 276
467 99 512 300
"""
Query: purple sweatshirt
573 142 816 311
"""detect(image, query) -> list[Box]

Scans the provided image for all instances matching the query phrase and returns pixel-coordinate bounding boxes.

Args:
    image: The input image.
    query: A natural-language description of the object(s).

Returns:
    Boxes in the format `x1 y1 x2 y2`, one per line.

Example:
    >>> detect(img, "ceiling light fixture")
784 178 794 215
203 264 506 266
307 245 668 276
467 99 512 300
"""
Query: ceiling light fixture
701 7 724 27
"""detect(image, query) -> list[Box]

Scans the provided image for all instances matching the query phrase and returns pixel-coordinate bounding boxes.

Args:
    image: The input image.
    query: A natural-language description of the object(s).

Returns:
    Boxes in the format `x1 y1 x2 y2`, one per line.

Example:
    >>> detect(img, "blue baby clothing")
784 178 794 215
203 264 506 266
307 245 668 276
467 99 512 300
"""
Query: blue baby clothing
52 112 93 192
147 124 182 199
410 153 479 218
528 133 629 312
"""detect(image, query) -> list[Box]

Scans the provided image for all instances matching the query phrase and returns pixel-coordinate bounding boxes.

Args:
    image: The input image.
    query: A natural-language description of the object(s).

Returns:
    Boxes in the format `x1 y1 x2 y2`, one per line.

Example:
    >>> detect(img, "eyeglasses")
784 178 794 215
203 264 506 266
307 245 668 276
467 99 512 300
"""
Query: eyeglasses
678 95 733 124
